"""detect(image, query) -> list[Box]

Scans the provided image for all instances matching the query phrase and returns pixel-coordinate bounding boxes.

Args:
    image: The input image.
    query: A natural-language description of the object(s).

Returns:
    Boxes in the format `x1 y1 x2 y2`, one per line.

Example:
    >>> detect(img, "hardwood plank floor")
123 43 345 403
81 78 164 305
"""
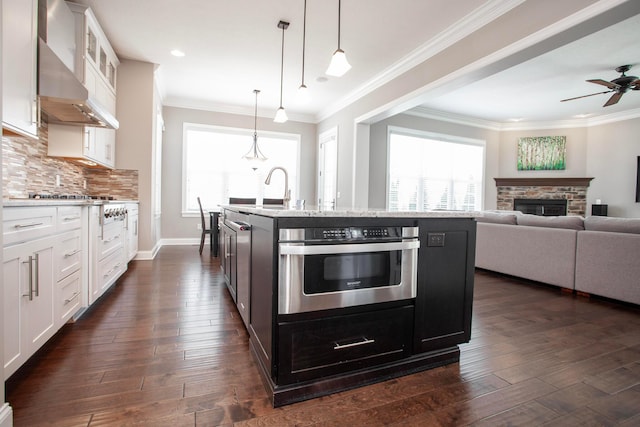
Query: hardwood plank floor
6 245 640 426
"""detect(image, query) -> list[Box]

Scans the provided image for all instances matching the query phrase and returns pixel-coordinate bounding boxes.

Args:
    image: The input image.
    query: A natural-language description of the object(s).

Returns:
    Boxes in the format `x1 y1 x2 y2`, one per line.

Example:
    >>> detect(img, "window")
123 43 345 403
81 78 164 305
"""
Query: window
387 127 484 212
183 123 299 214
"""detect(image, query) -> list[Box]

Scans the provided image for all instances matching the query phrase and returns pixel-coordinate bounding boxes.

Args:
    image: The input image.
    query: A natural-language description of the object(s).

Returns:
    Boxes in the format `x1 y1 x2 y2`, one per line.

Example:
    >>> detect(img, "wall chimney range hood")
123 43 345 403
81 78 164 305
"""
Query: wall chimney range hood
37 0 119 129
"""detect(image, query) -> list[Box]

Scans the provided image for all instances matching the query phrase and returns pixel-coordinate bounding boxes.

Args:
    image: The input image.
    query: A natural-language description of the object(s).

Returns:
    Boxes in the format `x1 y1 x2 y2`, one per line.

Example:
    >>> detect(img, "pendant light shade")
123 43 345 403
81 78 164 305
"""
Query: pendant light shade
243 89 267 170
274 20 289 123
326 0 351 77
297 0 310 103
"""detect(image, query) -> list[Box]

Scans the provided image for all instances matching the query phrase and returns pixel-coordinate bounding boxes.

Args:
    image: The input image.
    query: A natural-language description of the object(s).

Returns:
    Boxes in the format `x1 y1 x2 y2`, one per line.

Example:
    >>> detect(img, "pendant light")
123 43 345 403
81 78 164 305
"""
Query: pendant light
274 20 289 123
326 0 351 77
243 89 267 170
297 0 310 103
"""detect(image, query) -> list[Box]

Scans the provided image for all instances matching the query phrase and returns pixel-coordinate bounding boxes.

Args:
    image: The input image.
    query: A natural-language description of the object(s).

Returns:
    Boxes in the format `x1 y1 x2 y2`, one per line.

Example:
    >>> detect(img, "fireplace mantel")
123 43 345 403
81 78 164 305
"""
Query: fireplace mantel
494 177 594 187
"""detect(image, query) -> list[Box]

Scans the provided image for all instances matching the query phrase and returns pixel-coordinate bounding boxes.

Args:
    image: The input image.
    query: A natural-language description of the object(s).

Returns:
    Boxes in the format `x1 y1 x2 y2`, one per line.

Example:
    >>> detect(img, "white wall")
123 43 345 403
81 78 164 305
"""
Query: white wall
316 0 619 209
160 106 317 240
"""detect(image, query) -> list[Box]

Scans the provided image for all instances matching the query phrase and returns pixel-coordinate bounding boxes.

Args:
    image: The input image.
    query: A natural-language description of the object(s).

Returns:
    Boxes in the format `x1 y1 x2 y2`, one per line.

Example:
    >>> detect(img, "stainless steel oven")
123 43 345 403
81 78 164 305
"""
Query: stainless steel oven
278 226 419 314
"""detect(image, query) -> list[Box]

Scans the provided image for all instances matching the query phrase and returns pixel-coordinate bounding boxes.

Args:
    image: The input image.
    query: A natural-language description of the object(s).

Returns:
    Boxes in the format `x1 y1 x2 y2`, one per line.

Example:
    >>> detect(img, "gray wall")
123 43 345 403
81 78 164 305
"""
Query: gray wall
587 117 640 218
161 106 317 240
368 114 640 217
116 59 162 256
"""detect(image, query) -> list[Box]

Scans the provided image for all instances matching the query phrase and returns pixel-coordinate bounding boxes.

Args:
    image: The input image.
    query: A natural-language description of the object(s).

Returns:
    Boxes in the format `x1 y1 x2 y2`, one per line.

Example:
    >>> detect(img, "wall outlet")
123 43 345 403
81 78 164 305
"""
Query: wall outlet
197 223 202 230
427 232 446 247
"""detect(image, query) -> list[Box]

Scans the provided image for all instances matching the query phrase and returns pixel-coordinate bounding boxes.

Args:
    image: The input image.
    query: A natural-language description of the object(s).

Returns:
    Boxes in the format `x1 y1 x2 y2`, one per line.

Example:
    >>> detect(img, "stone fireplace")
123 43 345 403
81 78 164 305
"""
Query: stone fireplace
495 177 593 216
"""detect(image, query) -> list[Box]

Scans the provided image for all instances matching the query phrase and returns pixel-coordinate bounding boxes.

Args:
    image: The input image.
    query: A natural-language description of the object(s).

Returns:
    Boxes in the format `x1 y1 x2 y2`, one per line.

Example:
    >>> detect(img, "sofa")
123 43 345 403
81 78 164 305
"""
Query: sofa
475 211 640 305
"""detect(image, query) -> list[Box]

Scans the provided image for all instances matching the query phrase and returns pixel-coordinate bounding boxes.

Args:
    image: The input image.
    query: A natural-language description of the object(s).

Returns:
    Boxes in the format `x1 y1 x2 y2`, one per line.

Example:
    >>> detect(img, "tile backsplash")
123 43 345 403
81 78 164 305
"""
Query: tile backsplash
2 123 138 200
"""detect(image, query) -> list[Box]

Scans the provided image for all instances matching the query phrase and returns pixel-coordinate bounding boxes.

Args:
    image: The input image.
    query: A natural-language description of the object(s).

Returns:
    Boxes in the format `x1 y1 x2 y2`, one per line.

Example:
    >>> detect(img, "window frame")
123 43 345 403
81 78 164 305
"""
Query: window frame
386 126 486 212
181 122 301 216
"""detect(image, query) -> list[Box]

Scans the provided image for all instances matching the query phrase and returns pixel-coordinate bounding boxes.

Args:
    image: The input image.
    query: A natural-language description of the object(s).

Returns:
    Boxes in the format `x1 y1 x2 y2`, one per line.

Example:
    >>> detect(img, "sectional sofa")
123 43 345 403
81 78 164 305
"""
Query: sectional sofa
475 211 640 306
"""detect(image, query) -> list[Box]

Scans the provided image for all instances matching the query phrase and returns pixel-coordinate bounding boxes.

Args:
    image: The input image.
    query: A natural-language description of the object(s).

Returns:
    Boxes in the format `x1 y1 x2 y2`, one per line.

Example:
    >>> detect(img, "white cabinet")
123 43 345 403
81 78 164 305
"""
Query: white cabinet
2 0 39 138
47 2 118 168
125 203 139 261
47 124 116 168
88 206 125 305
3 206 85 380
3 235 56 379
67 2 119 113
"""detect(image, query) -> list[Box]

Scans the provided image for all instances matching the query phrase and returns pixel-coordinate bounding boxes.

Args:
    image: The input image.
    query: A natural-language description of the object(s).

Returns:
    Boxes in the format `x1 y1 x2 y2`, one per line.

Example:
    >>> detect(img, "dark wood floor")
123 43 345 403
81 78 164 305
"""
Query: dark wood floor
6 245 640 426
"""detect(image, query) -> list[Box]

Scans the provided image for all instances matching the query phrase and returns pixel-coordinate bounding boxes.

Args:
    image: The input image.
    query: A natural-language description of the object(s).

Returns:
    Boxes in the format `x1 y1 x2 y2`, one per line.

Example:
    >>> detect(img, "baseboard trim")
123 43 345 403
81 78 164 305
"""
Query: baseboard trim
132 238 211 260
0 403 13 427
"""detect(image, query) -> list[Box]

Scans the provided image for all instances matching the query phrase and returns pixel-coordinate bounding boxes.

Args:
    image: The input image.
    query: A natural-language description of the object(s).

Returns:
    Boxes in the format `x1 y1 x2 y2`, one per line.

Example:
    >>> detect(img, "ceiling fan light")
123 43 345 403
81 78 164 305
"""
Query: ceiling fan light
274 106 288 123
326 49 351 77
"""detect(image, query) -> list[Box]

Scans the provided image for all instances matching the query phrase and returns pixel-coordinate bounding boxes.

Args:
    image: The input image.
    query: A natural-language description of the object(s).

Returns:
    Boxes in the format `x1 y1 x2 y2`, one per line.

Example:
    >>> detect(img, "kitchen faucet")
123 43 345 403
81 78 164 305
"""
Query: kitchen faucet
264 166 291 207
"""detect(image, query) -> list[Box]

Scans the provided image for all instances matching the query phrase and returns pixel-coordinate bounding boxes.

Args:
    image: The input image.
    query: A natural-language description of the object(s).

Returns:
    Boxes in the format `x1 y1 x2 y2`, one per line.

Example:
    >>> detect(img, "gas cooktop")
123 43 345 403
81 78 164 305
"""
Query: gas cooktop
28 193 114 200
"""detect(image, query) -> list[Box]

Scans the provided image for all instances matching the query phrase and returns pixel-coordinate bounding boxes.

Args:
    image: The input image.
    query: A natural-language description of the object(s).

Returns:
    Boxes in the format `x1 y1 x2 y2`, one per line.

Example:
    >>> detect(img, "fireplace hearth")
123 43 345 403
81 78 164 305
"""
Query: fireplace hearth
514 198 567 216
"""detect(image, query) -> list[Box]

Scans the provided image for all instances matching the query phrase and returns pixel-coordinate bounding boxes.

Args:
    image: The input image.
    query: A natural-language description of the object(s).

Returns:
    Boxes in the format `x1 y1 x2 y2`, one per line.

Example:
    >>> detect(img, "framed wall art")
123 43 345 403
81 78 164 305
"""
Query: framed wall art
517 136 566 171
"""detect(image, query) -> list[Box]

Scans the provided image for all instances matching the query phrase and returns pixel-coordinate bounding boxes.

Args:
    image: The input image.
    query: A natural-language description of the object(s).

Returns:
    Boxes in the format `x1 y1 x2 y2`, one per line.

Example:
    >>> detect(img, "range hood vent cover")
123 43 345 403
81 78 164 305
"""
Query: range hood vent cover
37 0 119 130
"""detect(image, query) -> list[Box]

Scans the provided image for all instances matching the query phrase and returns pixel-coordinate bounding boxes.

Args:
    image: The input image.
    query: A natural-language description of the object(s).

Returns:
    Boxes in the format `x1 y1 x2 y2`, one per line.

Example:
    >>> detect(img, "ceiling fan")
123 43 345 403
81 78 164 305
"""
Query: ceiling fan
561 65 640 107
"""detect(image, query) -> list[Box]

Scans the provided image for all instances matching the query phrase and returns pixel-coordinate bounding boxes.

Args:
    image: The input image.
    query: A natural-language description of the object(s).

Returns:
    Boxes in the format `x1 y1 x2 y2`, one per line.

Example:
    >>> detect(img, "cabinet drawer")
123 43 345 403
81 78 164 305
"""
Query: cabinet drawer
98 219 124 260
56 269 81 325
57 206 83 232
3 207 56 245
57 229 82 281
98 247 125 290
278 305 414 384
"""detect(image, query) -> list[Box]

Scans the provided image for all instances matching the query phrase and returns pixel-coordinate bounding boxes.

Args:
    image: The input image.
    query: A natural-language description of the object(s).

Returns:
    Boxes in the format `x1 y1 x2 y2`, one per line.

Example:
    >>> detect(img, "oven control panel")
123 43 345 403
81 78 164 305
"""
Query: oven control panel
311 226 400 241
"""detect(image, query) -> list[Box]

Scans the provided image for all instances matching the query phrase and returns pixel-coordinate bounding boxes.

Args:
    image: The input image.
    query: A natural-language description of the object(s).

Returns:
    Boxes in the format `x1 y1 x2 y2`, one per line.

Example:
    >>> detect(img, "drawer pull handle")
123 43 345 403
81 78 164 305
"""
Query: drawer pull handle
14 222 44 229
64 249 81 258
63 216 80 222
104 235 120 243
333 337 375 350
64 292 80 304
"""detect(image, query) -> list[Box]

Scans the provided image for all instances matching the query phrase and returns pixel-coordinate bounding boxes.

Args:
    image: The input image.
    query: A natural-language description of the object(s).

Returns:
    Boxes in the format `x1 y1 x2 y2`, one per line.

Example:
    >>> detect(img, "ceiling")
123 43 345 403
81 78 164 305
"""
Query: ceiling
72 0 640 126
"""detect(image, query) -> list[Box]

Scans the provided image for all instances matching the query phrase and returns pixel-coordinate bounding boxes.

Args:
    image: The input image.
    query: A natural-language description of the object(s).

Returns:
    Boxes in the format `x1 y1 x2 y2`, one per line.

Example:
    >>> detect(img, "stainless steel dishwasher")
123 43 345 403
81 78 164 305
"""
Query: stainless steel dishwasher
223 215 251 328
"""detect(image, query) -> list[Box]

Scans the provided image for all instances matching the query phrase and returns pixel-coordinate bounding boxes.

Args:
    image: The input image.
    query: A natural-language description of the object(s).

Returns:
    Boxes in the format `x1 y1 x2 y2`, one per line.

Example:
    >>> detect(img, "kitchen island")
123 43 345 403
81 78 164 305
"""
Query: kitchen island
220 205 477 407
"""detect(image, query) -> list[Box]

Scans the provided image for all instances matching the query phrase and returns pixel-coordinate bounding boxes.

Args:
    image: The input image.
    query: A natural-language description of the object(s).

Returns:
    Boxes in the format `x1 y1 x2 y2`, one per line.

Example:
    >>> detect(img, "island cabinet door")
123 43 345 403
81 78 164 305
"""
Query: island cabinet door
414 218 476 353
277 305 414 384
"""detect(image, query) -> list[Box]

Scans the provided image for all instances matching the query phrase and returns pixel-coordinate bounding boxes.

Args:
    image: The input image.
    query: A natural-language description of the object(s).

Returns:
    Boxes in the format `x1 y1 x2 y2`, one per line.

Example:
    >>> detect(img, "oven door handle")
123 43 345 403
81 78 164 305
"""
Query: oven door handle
279 240 419 256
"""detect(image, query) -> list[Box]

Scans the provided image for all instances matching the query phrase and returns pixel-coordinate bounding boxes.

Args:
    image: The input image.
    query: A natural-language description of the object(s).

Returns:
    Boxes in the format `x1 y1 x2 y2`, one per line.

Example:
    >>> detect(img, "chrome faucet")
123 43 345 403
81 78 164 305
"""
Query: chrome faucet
264 166 291 207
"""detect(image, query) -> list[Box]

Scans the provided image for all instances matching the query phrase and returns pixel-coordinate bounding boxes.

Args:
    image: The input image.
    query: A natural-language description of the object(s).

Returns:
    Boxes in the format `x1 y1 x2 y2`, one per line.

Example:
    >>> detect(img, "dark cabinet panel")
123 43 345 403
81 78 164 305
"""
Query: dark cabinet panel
278 305 414 384
249 214 276 376
415 219 476 353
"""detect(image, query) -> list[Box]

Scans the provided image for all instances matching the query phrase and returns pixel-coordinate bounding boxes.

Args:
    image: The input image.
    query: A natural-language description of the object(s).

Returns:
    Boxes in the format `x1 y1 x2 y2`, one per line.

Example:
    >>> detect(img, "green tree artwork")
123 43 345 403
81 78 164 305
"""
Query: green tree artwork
517 136 566 170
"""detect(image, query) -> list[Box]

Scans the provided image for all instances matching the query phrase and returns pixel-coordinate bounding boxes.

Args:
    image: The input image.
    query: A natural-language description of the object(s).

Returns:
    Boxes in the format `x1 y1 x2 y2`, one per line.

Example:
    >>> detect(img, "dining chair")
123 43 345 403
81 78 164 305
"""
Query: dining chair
197 197 212 254
229 197 256 204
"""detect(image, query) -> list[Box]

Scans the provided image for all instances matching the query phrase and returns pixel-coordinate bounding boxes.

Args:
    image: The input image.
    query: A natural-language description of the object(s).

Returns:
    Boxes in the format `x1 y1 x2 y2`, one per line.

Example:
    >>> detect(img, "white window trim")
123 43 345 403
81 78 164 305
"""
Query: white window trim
386 126 486 211
181 122 301 216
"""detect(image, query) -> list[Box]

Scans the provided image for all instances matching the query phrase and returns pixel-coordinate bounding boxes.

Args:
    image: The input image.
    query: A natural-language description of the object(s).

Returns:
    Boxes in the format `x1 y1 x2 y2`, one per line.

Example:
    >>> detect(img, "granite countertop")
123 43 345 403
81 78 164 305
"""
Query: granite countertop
3 199 139 207
221 204 479 218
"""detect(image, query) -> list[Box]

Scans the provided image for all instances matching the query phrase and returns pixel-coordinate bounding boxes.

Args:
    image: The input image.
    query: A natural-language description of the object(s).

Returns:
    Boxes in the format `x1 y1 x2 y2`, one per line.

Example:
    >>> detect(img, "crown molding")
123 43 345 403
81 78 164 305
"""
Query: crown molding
405 106 640 131
163 97 316 124
318 0 630 124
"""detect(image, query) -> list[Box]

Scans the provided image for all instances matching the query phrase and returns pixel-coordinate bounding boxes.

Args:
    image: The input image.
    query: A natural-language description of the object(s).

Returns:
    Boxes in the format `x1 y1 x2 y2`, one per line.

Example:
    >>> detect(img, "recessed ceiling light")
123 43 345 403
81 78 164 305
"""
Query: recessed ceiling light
573 113 592 118
316 76 328 83
509 117 523 122
170 49 185 57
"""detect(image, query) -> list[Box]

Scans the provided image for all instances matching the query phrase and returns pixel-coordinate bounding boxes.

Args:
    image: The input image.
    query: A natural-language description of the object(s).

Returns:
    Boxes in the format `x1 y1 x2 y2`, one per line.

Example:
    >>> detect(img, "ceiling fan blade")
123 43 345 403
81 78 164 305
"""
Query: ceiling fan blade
560 90 613 102
631 79 640 90
587 79 620 90
603 91 623 107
